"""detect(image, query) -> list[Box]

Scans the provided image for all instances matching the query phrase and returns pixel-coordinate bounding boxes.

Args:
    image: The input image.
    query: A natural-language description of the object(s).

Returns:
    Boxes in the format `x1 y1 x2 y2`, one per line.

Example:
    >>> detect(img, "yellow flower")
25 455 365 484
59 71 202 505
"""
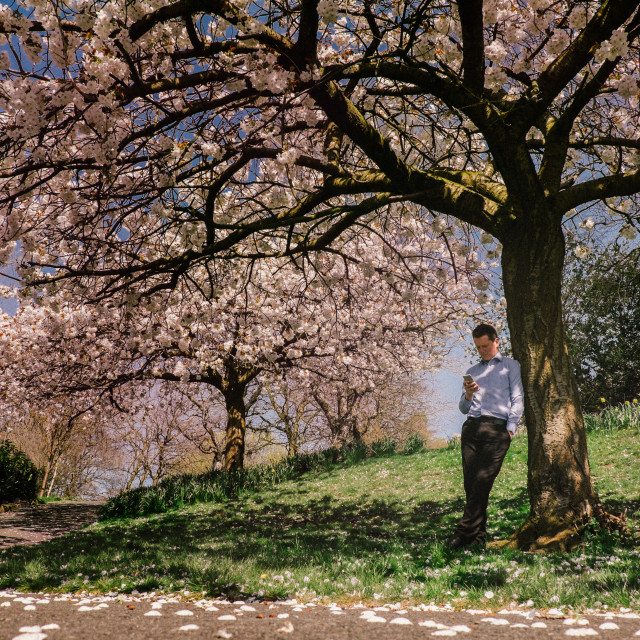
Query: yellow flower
625 400 630 405
634 398 638 404
600 398 606 403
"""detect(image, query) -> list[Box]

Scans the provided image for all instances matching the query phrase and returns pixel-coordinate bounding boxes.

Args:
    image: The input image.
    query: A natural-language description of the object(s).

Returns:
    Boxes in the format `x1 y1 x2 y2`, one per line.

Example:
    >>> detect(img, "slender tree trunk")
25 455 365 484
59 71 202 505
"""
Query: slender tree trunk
501 217 598 551
46 461 58 498
38 462 51 499
223 383 247 470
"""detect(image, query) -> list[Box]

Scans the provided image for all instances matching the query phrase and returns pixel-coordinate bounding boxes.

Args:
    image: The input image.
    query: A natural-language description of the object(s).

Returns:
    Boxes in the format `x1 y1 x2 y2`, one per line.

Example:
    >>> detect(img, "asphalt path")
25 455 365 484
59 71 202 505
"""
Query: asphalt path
0 501 103 549
2 591 640 640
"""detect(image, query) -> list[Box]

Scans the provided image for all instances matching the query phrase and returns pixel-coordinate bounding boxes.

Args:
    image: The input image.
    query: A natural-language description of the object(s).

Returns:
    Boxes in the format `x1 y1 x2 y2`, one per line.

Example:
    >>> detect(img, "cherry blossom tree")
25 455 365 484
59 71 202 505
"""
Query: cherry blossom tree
2 0 640 547
0 217 474 470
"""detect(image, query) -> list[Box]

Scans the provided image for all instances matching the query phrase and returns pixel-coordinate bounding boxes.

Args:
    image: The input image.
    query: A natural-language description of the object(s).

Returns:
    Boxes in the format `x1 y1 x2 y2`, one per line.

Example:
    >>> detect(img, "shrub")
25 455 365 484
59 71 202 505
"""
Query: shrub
0 440 41 503
447 434 461 450
584 403 640 432
340 440 368 465
370 437 397 457
402 433 425 455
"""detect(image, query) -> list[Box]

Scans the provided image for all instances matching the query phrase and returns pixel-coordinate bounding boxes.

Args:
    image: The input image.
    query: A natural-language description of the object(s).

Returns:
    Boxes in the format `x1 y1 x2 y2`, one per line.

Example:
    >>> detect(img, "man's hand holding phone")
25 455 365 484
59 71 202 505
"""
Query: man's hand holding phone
463 374 479 400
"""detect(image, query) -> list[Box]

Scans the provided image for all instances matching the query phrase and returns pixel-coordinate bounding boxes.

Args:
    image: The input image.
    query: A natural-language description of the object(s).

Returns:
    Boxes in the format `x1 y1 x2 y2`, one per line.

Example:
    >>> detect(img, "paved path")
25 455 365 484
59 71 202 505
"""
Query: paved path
0 501 103 549
2 591 640 640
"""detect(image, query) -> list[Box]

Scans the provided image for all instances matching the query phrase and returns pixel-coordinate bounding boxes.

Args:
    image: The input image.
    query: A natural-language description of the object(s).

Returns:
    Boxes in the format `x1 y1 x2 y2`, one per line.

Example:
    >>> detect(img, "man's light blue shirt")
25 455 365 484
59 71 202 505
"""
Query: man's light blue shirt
458 352 524 434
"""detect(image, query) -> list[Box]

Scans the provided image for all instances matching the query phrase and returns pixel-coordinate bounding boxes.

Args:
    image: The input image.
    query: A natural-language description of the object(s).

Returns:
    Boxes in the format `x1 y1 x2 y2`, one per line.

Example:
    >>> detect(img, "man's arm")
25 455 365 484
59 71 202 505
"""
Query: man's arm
507 360 524 435
459 373 479 414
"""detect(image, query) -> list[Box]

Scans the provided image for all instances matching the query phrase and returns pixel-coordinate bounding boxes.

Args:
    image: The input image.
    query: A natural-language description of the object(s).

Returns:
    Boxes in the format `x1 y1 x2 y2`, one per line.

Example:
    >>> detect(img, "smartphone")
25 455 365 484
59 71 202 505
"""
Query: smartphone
463 374 474 383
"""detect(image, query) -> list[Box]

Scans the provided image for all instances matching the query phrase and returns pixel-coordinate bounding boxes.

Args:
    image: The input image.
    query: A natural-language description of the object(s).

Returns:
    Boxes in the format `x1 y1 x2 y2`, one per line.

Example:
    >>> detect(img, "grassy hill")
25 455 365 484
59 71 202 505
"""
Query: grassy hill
1 409 639 612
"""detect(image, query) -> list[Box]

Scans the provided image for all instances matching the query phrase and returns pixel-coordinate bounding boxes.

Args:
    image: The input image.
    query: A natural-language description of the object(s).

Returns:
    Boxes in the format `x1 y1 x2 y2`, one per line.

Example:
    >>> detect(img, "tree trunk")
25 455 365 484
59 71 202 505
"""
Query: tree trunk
37 462 51 499
501 218 598 551
223 383 247 470
46 461 58 498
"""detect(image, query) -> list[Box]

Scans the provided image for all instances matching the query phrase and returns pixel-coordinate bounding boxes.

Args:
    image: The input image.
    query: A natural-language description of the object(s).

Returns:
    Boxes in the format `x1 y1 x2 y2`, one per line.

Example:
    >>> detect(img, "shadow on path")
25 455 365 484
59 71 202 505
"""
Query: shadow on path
0 501 104 548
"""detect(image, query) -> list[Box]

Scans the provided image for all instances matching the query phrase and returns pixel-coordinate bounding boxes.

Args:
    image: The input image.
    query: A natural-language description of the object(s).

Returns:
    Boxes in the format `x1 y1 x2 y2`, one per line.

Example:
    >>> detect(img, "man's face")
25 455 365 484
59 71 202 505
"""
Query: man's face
474 335 500 361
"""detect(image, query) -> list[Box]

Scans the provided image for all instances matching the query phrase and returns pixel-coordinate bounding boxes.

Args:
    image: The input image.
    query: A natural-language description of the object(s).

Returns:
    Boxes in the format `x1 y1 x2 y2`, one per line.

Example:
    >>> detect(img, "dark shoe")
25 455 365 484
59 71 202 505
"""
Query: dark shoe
445 534 469 550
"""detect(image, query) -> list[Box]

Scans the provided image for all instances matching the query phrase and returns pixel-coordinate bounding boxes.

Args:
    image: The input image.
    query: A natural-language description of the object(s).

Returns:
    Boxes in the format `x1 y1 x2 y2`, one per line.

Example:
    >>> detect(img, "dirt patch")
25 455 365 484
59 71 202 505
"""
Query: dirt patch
0 500 104 549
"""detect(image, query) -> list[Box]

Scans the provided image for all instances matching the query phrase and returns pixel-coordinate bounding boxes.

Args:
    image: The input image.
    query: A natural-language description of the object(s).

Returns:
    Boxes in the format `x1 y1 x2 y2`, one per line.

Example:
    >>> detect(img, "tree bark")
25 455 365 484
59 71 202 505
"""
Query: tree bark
500 216 598 551
223 382 248 470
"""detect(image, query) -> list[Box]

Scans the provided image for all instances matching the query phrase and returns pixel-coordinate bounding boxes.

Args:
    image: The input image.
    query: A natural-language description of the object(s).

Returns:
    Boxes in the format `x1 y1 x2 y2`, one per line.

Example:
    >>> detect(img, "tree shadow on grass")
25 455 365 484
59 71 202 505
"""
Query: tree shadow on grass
0 484 510 593
2 486 638 599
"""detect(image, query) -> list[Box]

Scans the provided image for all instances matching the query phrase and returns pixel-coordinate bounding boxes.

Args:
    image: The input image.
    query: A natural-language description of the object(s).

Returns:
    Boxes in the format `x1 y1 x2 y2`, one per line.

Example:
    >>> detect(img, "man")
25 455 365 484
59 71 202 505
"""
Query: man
446 323 524 550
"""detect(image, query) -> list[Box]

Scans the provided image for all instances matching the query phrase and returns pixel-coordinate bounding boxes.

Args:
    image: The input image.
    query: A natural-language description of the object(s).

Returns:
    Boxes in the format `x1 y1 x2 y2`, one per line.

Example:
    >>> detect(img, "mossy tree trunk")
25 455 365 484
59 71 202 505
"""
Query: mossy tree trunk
500 213 598 551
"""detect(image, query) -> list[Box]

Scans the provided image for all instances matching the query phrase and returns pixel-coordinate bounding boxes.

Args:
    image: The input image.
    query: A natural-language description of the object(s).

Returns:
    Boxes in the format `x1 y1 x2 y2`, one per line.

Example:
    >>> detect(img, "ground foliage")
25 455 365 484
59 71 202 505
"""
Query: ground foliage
1 410 639 611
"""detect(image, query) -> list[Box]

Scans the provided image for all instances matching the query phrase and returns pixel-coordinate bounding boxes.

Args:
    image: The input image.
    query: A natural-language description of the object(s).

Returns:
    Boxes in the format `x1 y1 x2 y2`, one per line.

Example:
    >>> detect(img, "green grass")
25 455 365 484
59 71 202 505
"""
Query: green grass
1 414 639 612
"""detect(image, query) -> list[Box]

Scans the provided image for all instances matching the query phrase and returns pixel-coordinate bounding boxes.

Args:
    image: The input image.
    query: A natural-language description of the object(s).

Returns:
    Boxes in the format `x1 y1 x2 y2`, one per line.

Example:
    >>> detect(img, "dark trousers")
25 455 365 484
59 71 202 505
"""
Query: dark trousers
454 416 511 543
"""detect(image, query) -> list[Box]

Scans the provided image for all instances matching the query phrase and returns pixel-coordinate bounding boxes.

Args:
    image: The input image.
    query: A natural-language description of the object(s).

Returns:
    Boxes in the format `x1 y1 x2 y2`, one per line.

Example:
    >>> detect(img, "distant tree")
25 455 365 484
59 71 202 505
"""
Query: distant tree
1 407 112 498
563 245 640 412
111 384 210 490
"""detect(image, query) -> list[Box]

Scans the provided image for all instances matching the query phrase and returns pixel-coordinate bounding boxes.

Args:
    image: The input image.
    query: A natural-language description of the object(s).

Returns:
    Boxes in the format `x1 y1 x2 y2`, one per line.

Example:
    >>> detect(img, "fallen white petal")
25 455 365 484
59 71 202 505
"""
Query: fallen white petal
40 625 59 631
11 634 47 640
511 623 529 628
450 625 471 632
277 621 294 633
277 613 289 618
365 616 387 623
178 624 200 631
218 614 237 621
175 610 194 616
531 622 548 628
144 611 162 617
419 620 448 629
432 631 457 637
389 617 412 625
151 602 163 609
23 606 36 611
1 602 11 607
77 606 96 611
18 628 42 634
205 606 219 611
217 631 233 639
240 605 256 612
482 618 509 625
599 622 619 630
565 629 598 636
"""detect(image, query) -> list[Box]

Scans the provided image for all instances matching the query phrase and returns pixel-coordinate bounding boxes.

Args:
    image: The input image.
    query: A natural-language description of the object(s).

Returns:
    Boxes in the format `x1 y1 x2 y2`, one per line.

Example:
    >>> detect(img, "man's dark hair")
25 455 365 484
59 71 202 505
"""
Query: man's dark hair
472 323 498 341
